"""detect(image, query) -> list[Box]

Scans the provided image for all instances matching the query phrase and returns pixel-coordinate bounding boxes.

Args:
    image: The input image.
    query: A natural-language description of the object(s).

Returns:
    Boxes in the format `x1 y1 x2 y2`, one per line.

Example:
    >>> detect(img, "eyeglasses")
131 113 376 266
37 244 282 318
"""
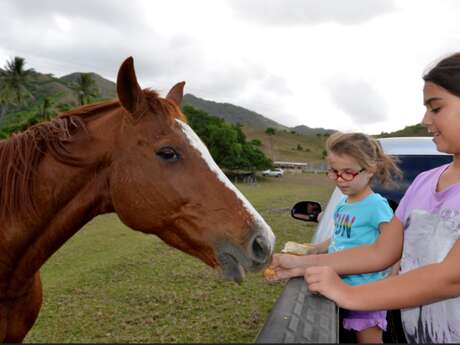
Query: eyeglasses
326 168 366 181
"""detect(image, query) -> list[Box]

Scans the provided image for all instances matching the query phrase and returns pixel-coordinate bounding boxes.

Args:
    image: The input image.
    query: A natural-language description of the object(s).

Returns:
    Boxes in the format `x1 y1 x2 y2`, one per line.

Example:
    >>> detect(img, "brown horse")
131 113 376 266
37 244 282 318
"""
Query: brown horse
0 57 275 342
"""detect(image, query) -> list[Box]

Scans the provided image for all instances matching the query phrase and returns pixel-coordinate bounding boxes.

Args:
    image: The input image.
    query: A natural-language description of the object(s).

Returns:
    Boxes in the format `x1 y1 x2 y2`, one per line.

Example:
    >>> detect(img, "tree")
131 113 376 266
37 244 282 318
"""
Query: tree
182 105 271 171
250 139 262 146
37 96 58 121
0 56 34 118
72 73 100 105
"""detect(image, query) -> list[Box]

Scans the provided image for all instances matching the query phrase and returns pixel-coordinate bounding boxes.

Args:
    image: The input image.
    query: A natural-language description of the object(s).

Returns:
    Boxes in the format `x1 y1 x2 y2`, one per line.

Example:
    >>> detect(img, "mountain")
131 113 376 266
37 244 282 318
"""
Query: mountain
0 70 117 109
183 94 288 131
28 72 79 105
1 64 334 135
376 123 429 138
60 72 117 100
291 125 335 136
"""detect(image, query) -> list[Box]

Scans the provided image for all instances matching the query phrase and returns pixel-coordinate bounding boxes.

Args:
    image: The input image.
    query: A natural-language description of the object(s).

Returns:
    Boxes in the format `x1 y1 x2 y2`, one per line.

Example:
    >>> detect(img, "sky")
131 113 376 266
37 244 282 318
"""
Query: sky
1 0 460 134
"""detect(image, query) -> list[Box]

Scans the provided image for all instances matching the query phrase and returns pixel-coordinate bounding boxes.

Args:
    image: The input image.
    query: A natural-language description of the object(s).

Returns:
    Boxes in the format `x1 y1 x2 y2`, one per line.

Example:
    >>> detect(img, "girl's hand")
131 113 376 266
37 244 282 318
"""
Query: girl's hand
304 266 351 306
264 253 307 282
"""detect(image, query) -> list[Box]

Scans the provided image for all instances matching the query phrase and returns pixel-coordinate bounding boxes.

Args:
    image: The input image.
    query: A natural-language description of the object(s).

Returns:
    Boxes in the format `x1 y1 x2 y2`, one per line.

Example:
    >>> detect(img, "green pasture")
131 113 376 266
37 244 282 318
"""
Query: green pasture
26 173 334 343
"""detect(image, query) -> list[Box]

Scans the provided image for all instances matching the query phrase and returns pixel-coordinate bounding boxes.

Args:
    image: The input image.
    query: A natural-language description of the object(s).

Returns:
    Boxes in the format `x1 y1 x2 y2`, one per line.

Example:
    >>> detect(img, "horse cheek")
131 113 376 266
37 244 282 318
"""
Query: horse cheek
109 169 147 229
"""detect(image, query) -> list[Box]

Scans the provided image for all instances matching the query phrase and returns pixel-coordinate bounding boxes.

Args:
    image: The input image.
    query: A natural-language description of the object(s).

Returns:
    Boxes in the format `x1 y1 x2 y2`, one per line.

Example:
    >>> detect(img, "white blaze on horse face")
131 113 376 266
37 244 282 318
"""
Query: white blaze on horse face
176 119 275 249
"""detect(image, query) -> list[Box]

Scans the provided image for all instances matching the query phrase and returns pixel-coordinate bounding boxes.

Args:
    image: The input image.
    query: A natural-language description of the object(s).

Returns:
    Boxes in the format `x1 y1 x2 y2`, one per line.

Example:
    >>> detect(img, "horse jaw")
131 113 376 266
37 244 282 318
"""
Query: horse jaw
217 252 246 284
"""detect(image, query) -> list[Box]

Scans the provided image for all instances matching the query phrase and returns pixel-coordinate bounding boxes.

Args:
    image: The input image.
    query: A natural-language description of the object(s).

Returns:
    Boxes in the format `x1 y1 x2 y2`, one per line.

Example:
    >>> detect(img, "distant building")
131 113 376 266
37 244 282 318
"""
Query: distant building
274 161 307 169
274 161 327 173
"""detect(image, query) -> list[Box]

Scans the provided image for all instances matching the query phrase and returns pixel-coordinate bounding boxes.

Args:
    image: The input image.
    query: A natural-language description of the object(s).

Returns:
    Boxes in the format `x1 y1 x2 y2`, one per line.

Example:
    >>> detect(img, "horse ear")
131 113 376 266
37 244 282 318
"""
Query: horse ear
166 81 185 106
117 56 144 114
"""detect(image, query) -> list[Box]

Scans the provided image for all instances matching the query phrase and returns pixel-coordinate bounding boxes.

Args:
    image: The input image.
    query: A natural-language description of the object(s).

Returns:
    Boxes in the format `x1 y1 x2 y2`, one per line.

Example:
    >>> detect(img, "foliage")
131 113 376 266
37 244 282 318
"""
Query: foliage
0 56 35 118
265 127 276 135
71 73 100 105
0 57 107 138
183 105 272 171
0 93 63 138
250 139 262 146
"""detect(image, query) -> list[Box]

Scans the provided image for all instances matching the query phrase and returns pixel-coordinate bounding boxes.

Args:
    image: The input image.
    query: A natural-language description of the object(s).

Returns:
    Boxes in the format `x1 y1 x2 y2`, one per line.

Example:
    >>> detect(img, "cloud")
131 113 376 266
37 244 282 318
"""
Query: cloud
326 78 388 125
0 0 458 134
227 0 396 26
0 1 203 88
0 0 142 29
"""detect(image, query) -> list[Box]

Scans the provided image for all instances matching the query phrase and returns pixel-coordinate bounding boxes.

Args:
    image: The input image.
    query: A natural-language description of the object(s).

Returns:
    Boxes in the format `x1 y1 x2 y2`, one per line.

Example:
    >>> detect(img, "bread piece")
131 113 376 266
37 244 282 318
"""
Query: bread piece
263 267 276 280
281 241 316 255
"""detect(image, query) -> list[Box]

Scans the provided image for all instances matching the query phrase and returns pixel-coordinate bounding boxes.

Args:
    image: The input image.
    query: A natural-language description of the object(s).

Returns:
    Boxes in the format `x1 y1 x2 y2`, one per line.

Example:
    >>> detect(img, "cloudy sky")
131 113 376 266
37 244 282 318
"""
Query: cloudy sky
1 0 459 134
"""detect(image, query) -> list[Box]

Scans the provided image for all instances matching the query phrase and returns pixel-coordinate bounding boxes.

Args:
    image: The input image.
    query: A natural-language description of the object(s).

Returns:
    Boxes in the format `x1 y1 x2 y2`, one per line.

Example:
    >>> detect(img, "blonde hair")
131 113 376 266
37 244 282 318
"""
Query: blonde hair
325 132 401 188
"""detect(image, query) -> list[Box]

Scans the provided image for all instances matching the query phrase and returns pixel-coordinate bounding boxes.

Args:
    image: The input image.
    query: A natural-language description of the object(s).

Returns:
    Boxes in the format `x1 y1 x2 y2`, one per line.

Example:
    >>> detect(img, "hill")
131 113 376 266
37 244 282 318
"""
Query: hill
181 94 333 162
376 123 429 137
1 70 117 110
291 125 335 136
243 127 328 163
60 72 117 100
183 94 288 131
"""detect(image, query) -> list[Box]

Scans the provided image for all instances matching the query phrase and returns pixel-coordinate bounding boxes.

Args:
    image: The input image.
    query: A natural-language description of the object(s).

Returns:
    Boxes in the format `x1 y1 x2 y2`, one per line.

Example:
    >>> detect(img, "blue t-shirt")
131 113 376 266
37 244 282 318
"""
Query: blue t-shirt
328 192 393 286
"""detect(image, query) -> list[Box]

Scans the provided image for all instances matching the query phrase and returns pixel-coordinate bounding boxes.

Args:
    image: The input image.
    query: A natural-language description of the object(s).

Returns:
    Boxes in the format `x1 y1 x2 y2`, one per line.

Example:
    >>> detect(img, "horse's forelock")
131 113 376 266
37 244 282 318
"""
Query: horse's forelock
144 89 187 123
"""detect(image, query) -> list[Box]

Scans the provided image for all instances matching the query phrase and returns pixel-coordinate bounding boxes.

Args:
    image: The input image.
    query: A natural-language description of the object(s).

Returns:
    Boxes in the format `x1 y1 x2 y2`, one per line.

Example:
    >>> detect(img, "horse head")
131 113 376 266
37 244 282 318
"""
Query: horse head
110 57 275 282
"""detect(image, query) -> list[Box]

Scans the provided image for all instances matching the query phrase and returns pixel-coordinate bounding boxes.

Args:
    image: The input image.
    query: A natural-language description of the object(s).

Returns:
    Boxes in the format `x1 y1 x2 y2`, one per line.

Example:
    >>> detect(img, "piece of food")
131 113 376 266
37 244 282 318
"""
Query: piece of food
263 266 277 280
281 241 316 255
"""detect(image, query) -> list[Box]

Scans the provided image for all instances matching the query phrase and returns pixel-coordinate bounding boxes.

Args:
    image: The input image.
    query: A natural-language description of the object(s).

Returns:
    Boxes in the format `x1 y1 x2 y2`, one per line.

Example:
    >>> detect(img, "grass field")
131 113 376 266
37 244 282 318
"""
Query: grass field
25 173 334 343
242 127 328 163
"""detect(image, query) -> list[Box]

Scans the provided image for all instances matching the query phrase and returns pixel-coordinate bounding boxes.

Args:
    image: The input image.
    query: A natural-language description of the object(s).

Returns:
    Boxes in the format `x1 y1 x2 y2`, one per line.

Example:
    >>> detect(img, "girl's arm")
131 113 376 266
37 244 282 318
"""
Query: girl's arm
317 217 403 275
312 238 330 254
314 217 403 274
268 217 402 280
271 216 403 278
305 237 460 311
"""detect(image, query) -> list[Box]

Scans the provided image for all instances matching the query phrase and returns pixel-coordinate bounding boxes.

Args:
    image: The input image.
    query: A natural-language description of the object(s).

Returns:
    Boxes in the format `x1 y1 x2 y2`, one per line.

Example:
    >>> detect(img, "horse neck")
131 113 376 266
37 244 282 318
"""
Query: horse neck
2 110 122 295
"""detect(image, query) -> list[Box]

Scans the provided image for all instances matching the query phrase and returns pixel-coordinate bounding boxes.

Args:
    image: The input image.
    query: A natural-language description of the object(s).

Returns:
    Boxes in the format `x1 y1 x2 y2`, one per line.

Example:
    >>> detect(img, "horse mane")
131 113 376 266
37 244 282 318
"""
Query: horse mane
0 115 87 220
0 88 185 220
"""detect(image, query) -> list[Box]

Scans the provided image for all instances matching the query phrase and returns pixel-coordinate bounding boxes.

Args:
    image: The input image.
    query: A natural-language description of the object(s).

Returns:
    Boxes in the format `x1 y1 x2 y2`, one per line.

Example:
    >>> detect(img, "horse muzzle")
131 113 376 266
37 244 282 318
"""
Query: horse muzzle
216 230 274 283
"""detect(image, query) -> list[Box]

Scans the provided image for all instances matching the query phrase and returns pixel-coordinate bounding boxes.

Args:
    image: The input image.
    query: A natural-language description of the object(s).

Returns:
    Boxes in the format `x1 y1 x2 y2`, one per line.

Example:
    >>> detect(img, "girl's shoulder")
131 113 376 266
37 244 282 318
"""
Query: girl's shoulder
367 192 392 208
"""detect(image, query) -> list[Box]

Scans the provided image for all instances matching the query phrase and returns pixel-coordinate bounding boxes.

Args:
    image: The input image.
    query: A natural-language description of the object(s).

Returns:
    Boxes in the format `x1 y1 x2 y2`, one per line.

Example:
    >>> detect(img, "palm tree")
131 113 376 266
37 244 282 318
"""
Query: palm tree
0 56 34 117
38 96 58 121
72 73 100 105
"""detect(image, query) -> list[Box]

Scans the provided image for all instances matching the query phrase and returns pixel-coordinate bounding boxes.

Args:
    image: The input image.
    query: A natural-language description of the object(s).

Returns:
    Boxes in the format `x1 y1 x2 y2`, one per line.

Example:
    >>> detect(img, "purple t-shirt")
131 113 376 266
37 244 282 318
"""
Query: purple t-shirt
395 163 460 343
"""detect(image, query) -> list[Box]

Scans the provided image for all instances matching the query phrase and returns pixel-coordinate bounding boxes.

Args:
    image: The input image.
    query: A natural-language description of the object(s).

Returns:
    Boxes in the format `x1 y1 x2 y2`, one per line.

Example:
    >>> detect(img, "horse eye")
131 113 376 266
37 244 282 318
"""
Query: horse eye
156 147 180 161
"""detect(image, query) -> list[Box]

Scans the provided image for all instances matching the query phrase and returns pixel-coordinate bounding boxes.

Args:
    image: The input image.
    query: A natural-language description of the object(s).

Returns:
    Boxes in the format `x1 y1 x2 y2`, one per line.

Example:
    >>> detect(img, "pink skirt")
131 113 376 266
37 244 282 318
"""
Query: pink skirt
342 309 387 332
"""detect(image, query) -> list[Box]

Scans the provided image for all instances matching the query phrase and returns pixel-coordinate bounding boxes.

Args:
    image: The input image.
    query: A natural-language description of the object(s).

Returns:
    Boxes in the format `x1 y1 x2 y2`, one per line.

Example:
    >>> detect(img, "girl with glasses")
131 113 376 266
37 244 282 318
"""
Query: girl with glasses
272 131 401 343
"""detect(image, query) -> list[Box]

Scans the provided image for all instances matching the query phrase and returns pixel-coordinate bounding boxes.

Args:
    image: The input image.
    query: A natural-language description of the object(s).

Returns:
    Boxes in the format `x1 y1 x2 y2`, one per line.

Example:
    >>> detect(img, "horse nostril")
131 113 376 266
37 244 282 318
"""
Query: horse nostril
251 235 270 263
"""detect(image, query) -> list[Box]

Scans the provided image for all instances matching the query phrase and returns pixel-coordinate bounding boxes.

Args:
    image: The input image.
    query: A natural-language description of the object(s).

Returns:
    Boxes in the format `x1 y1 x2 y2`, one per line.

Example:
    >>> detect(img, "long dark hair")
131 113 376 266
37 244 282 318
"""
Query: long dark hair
423 52 460 97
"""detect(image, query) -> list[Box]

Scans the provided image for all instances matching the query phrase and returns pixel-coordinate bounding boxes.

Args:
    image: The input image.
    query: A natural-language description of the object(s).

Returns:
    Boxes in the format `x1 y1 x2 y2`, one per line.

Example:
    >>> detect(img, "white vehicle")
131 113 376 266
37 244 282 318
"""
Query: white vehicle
257 137 453 344
262 168 284 177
